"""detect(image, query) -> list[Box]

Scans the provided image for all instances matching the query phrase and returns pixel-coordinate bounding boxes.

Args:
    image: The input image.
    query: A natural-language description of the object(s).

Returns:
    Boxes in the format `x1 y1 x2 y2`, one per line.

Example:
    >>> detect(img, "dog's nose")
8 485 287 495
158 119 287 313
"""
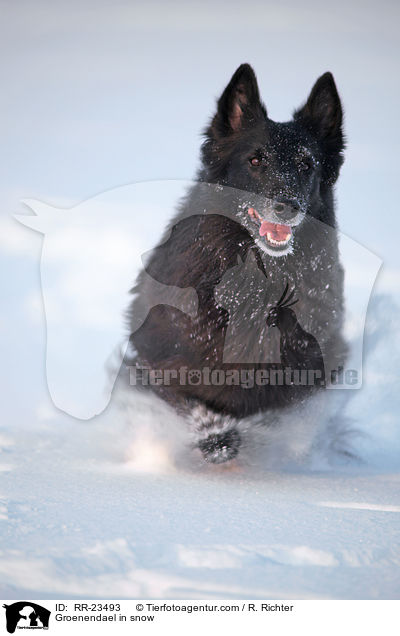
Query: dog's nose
273 199 299 221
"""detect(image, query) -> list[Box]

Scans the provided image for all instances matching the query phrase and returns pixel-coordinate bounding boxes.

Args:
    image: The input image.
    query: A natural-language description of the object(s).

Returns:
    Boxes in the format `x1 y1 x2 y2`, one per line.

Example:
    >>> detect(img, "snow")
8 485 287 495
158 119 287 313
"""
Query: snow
1 293 400 600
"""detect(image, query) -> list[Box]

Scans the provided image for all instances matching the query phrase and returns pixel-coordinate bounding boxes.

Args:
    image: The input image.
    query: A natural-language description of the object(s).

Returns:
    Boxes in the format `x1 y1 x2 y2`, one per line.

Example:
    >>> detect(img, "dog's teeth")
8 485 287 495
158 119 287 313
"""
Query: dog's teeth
266 231 291 247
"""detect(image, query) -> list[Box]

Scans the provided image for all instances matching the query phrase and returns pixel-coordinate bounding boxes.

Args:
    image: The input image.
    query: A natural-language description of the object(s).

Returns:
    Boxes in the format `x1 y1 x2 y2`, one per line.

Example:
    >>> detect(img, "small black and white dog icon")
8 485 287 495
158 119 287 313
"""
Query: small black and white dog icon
2 602 50 633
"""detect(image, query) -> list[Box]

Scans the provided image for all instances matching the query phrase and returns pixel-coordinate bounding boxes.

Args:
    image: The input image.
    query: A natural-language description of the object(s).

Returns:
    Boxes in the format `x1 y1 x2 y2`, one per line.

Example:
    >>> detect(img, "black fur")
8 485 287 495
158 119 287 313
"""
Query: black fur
126 64 347 462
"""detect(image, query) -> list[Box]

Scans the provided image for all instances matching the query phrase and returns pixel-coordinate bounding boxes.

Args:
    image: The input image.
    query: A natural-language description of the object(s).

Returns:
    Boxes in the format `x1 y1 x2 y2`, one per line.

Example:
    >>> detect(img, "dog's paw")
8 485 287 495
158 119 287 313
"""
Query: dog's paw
198 429 241 464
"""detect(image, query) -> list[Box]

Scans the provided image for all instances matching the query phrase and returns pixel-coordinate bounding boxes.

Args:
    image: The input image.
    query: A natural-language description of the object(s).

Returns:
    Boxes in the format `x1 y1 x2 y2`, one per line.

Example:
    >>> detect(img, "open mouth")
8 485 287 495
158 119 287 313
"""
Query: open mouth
248 207 292 251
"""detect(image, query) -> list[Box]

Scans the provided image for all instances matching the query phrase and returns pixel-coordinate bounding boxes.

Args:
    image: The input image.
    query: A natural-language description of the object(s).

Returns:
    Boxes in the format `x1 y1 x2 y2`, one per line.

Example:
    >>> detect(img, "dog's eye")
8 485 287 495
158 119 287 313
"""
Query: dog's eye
249 157 261 167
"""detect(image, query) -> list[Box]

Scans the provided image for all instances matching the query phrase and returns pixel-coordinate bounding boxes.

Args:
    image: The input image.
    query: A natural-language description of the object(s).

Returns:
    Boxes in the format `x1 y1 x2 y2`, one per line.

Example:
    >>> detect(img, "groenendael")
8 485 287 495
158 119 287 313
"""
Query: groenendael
126 64 347 463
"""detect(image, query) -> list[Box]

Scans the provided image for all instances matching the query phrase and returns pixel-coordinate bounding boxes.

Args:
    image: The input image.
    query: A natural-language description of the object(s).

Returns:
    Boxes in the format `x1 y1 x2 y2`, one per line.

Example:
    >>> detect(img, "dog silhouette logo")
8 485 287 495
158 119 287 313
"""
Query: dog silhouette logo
2 602 50 633
15 181 381 419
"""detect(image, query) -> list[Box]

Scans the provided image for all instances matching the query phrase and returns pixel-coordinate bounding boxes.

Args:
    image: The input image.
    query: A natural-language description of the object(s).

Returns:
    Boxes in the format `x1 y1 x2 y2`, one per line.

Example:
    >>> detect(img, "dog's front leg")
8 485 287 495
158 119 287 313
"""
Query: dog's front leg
188 403 241 463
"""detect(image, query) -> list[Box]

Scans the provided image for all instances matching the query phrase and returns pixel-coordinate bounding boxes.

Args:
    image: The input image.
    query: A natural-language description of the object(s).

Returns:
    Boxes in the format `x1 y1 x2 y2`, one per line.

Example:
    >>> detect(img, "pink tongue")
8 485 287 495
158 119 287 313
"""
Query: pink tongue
259 220 291 241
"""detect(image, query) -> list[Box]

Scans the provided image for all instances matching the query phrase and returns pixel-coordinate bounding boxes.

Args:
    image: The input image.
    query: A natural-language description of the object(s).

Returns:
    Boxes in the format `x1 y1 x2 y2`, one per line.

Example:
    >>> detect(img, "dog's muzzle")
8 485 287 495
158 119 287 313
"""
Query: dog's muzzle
247 198 304 254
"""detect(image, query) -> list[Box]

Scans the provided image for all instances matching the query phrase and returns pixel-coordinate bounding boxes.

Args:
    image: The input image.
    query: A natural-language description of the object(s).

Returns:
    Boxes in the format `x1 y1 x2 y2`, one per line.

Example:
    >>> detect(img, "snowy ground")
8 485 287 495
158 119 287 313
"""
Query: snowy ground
1 294 400 600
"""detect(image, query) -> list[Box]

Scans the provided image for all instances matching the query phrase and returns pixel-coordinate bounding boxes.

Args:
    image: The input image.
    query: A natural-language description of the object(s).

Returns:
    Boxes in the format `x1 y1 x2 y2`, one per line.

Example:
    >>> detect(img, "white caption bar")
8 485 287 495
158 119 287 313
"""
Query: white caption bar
1 599 399 635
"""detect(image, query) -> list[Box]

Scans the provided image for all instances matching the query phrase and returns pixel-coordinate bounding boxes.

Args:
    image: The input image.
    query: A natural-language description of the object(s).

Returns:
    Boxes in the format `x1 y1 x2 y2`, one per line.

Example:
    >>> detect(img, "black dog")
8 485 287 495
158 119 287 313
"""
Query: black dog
126 64 347 463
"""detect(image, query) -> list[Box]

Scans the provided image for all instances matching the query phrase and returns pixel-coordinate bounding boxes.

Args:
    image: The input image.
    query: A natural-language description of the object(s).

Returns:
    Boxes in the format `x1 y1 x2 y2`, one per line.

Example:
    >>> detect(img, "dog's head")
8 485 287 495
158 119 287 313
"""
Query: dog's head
201 64 345 256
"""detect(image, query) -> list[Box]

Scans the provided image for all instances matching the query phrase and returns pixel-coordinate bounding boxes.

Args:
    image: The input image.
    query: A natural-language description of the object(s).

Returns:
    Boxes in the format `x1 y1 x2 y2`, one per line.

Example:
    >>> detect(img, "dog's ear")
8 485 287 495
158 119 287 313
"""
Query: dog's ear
295 72 344 149
295 73 345 182
211 64 266 136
